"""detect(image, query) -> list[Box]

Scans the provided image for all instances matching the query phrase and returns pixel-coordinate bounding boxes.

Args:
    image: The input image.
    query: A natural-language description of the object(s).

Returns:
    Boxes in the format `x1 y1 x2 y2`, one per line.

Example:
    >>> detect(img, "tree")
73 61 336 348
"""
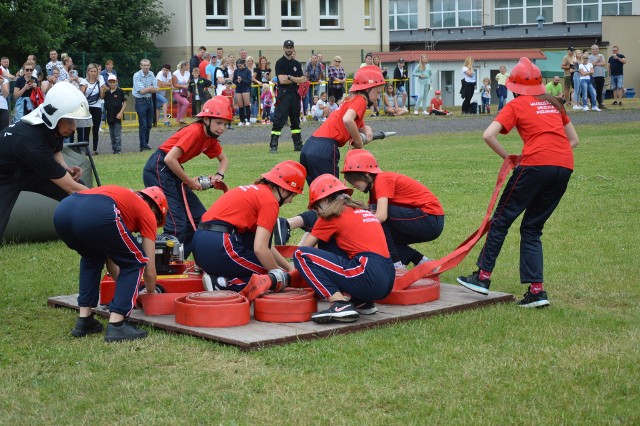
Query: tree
0 0 68 66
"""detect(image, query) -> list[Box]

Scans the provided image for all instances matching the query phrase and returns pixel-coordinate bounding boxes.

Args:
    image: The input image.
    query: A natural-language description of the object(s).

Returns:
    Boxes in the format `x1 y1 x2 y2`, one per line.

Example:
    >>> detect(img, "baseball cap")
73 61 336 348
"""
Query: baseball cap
568 46 575 51
107 74 117 81
435 90 441 95
284 40 294 47
398 58 405 62
224 80 232 84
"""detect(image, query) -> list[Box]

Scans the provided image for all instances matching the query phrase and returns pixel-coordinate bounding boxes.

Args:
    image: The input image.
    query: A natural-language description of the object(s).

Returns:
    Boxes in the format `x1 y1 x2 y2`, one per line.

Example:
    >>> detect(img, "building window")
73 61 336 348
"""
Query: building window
206 0 229 28
567 0 632 22
389 0 418 31
320 0 340 27
244 0 266 28
430 0 482 28
282 0 303 28
495 0 552 25
364 0 374 28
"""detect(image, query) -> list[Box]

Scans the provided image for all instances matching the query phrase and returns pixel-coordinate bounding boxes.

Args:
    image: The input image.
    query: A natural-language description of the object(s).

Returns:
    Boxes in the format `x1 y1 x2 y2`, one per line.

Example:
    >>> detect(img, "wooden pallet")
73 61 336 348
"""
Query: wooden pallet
48 283 514 350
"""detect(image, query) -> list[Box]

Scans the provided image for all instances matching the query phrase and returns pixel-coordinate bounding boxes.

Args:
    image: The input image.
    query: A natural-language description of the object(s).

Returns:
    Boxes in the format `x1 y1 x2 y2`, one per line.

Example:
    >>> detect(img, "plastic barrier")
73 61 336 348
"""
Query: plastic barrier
138 292 191 316
254 288 317 323
174 291 250 327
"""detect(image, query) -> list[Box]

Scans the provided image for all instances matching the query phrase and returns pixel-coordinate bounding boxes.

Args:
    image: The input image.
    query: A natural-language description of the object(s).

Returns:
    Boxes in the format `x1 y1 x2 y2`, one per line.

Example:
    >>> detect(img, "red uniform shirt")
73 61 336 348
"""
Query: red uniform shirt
198 60 209 79
370 171 444 216
429 97 443 112
311 206 390 258
221 88 234 106
496 95 573 170
312 95 367 146
201 184 279 234
81 185 158 240
159 123 222 163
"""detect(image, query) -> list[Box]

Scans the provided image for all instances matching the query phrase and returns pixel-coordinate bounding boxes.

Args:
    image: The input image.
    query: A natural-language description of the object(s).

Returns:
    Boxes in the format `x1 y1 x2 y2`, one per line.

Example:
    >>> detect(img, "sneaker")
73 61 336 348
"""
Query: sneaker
413 109 419 115
164 121 171 126
618 101 622 106
311 301 359 324
612 101 618 105
273 217 290 245
572 105 582 110
422 109 429 115
370 113 377 118
583 106 589 111
71 315 104 337
240 274 272 303
592 106 601 112
353 301 377 315
517 289 550 308
202 272 214 291
98 127 104 132
104 322 147 342
238 122 244 126
457 271 491 295
598 104 606 110
245 120 250 126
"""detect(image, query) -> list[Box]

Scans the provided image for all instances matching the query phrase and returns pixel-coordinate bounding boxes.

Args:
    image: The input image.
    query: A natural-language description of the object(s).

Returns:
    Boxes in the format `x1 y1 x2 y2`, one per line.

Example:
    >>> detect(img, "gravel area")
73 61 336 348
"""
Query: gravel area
97 108 639 155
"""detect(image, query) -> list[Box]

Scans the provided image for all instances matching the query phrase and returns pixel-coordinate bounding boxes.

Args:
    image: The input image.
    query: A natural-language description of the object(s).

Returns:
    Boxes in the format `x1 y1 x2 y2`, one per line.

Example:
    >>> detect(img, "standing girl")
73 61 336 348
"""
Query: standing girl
172 61 191 124
192 161 306 292
342 149 445 270
480 77 491 114
142 97 232 257
461 57 477 114
80 63 106 155
571 50 583 109
233 58 252 126
495 65 509 112
292 174 395 323
457 57 579 308
412 54 432 115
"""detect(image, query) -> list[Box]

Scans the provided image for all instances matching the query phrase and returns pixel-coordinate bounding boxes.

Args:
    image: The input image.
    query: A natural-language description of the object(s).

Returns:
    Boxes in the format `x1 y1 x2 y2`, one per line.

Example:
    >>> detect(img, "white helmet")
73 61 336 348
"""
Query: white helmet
22 81 91 129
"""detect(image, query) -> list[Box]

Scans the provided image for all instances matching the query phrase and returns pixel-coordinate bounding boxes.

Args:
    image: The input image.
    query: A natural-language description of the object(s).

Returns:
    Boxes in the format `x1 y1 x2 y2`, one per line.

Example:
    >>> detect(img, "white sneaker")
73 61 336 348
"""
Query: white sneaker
413 110 419 115
572 105 582 110
592 106 601 112
202 273 214 291
238 122 244 126
245 120 250 126
422 110 429 115
583 106 589 111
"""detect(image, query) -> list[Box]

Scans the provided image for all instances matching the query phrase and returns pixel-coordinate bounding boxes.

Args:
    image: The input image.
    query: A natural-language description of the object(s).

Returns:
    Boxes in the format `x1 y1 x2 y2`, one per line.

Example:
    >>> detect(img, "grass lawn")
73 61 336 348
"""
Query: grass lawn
1 119 639 424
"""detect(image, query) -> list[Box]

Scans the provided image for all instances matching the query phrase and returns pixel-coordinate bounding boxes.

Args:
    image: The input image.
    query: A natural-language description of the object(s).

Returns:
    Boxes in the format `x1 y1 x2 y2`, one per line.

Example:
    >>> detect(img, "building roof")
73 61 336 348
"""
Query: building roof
372 49 547 63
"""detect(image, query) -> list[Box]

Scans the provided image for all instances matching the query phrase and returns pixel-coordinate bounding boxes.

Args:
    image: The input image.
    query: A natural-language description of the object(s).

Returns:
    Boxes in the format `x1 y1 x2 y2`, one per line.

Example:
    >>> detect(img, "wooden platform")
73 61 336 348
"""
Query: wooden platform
48 284 514 350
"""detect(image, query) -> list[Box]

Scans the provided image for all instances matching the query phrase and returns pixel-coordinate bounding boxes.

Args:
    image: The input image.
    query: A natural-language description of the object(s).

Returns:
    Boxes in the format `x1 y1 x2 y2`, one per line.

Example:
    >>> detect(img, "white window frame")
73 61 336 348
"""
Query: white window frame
364 0 375 29
244 0 267 29
389 0 418 31
430 0 482 28
281 0 303 29
320 0 341 28
206 0 230 29
567 0 631 22
494 0 553 25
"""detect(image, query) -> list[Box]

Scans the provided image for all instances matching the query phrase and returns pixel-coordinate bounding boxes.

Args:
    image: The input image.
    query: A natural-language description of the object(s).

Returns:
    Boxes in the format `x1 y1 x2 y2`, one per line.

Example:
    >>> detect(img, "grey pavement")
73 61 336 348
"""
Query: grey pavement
95 109 639 155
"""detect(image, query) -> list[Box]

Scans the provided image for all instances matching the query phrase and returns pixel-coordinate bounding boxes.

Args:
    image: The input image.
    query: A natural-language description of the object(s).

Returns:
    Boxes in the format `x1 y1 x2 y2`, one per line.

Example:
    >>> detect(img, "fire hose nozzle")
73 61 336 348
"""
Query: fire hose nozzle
197 175 212 190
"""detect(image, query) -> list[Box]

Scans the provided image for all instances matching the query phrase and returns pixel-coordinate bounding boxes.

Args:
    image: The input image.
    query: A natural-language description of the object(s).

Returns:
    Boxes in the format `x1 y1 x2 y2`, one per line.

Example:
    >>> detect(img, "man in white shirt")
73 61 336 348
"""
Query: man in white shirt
156 63 172 126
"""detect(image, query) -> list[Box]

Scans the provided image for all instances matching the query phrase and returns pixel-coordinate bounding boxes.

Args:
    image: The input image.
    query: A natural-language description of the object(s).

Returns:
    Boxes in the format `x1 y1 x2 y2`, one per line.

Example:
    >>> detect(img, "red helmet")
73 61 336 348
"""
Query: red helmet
435 90 442 95
506 57 545 96
139 186 168 226
261 160 306 194
197 96 234 121
349 65 385 92
341 149 383 174
307 174 354 209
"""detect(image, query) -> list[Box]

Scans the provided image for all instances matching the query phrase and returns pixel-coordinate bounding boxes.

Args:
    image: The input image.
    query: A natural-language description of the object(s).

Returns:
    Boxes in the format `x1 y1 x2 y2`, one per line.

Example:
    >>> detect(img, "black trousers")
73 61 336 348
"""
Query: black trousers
271 88 301 133
593 76 605 106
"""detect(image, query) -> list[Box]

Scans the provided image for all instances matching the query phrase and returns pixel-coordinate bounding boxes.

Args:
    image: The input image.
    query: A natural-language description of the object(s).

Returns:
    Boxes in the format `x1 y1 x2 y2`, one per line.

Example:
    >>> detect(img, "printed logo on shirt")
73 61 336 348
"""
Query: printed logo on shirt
531 101 559 115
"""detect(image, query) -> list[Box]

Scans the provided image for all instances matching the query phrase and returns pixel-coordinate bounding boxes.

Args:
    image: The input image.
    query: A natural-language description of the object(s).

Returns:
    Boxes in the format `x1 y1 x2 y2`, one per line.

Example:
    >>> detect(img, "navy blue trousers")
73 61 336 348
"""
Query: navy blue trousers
370 203 444 265
143 149 206 257
477 165 572 283
192 228 267 291
293 243 394 303
299 136 340 185
54 194 148 316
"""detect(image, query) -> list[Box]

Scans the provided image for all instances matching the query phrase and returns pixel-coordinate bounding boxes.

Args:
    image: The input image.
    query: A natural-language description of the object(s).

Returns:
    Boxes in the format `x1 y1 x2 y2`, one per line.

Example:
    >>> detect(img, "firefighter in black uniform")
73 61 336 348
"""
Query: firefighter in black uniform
270 39 307 153
0 81 91 240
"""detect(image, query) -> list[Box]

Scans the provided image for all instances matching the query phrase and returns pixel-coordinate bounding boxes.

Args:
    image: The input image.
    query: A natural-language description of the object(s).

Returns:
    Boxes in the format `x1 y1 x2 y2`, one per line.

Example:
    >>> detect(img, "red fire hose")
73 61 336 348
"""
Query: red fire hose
138 292 191 316
254 288 317 323
174 291 250 327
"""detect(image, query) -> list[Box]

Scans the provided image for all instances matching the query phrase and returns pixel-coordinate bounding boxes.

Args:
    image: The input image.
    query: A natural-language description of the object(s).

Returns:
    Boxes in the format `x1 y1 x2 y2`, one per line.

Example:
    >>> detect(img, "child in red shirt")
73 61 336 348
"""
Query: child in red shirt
221 80 235 129
342 149 445 270
291 174 394 323
192 161 306 293
457 57 579 308
429 90 452 115
142 96 232 258
54 185 168 342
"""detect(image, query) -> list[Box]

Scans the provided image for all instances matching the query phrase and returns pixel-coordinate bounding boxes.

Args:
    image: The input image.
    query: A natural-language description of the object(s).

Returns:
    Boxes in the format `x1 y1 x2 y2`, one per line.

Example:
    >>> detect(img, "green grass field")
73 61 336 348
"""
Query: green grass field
1 120 639 424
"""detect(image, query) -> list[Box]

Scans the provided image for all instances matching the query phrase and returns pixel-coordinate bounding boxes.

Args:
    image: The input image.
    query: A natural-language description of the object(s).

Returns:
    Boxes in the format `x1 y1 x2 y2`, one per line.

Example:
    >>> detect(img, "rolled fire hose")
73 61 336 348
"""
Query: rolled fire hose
378 270 440 305
254 288 317 323
138 292 191 316
174 291 250 327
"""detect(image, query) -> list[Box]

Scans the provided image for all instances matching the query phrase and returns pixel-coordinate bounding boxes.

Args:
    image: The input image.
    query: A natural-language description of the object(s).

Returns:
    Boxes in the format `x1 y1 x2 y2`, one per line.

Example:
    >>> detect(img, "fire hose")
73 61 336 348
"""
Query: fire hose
174 291 250 327
254 288 317 323
184 178 229 231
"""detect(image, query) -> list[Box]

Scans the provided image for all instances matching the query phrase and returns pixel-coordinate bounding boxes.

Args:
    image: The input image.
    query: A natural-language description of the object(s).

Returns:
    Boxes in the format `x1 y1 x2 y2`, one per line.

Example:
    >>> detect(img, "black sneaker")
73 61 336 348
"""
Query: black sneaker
457 271 491 295
517 289 550 308
312 301 359 324
273 217 290 245
354 301 377 315
104 322 148 342
71 315 104 337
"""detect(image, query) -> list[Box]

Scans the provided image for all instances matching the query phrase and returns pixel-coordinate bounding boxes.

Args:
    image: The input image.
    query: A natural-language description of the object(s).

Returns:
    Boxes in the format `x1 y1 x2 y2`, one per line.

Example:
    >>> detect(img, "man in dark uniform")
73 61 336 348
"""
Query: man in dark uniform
0 81 91 241
270 39 307 153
